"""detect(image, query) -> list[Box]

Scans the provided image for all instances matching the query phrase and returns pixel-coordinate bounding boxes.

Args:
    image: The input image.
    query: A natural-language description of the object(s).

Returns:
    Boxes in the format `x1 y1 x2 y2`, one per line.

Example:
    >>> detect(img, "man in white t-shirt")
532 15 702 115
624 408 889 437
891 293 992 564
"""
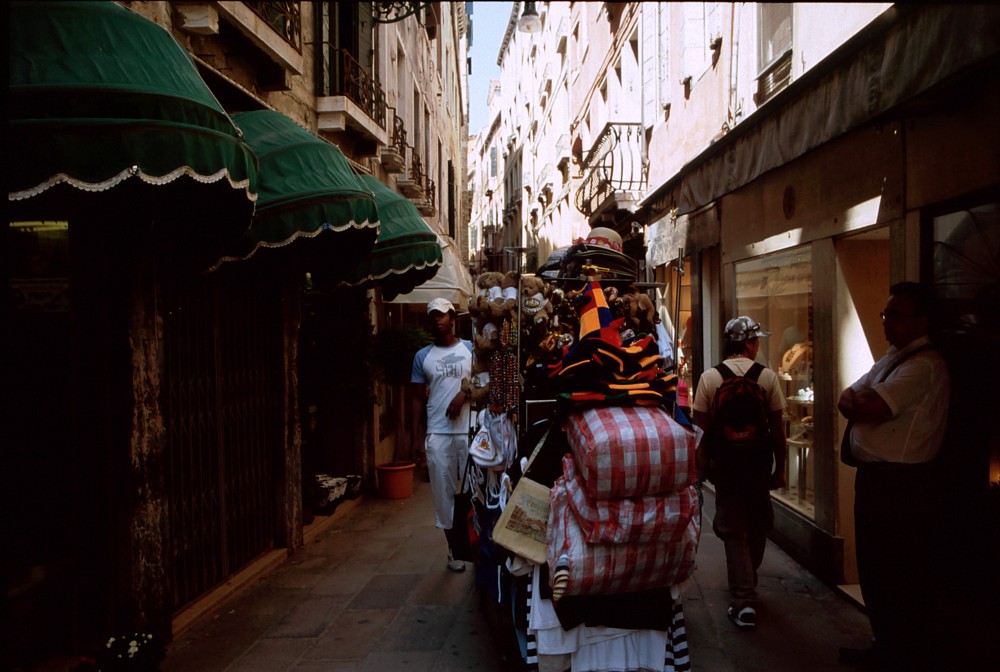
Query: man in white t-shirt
411 297 474 572
837 282 950 671
692 316 787 631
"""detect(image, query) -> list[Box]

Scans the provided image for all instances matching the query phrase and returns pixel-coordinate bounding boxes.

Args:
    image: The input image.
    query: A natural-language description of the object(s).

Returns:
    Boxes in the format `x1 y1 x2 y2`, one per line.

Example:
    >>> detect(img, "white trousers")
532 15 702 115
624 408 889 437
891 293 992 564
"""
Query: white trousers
424 433 469 529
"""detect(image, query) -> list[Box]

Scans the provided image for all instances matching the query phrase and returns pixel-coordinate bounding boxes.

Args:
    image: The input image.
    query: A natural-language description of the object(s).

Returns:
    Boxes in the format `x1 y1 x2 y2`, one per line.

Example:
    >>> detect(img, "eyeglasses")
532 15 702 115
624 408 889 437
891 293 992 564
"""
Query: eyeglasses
880 310 919 321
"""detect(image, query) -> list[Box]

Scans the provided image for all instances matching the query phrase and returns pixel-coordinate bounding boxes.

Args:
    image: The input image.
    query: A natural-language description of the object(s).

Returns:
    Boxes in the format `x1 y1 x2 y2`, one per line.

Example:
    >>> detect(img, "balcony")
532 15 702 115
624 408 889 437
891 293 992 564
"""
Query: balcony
380 108 407 173
317 48 388 146
556 133 572 169
397 151 425 200
521 160 533 192
177 2 303 88
555 15 569 54
538 62 553 101
416 178 437 216
574 123 647 220
536 162 554 194
245 1 301 49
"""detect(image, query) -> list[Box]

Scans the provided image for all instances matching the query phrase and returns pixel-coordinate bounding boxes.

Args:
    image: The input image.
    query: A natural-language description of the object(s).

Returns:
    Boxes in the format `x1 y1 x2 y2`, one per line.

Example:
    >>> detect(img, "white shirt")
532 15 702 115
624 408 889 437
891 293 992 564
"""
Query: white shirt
848 336 950 464
691 357 787 415
411 340 473 434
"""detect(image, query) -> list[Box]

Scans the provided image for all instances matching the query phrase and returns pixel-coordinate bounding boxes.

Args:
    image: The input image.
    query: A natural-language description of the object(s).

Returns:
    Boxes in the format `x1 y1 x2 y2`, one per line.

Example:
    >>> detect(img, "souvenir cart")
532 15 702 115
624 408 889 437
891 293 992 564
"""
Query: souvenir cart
462 233 700 672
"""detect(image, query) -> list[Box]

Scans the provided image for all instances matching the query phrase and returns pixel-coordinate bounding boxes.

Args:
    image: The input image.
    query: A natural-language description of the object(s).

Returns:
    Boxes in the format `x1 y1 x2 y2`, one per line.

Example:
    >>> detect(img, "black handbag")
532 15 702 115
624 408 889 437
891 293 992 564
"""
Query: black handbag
449 458 477 562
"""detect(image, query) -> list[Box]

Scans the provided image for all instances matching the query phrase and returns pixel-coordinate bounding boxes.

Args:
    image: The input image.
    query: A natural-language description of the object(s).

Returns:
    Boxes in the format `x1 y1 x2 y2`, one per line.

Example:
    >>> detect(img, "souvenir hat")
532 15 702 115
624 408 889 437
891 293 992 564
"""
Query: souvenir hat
724 316 769 342
585 226 623 252
427 297 455 315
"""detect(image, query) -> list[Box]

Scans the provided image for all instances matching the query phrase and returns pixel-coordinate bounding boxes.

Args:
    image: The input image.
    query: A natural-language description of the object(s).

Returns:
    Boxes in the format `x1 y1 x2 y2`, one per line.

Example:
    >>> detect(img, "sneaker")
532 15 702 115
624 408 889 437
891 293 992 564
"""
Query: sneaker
447 549 465 572
727 606 756 630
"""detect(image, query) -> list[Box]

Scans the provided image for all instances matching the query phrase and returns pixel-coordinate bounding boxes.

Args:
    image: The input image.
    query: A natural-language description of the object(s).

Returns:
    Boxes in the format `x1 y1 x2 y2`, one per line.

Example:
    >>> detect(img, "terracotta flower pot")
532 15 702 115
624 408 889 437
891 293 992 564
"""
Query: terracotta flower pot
375 461 415 499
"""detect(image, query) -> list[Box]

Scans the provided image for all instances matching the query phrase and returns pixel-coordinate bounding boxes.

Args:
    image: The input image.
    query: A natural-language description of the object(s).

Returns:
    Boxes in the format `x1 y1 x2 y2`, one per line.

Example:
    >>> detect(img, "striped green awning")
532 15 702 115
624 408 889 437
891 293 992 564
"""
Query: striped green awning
8 1 258 262
210 110 379 272
338 176 442 300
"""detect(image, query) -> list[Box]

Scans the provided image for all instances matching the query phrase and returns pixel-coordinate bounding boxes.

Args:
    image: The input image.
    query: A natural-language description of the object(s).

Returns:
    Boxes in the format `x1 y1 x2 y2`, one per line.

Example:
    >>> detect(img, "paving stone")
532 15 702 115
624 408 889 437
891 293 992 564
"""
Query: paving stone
313 564 378 597
347 574 423 610
372 604 458 652
225 637 312 672
268 595 346 638
164 482 880 672
303 609 396 661
358 651 438 671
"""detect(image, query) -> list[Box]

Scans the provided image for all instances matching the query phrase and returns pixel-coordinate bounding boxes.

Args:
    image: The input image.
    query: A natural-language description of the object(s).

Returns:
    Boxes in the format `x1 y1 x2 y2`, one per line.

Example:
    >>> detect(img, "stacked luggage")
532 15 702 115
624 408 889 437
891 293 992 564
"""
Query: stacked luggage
548 406 700 598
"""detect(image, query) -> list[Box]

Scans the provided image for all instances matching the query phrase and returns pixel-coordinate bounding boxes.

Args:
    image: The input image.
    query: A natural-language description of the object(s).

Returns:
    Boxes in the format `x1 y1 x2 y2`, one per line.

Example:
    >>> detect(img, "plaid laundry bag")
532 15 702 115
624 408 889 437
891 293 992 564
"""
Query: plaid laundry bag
546 475 700 597
561 455 698 546
565 405 696 500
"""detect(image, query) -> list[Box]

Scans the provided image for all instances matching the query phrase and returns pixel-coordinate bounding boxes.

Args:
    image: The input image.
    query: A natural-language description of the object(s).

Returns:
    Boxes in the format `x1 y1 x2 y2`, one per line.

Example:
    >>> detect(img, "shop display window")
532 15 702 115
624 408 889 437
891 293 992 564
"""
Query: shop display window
657 258 693 414
8 220 70 312
930 201 1000 486
735 247 815 518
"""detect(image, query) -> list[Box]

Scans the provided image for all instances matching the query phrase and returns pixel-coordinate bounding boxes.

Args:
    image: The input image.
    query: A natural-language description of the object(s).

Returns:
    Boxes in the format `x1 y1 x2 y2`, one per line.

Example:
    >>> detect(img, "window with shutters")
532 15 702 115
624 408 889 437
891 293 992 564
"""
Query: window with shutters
681 3 721 86
755 3 793 105
641 3 672 128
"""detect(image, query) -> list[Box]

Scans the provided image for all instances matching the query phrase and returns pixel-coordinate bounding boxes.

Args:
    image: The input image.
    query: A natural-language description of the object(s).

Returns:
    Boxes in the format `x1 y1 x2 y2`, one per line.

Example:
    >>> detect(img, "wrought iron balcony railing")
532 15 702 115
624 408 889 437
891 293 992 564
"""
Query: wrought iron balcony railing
574 122 647 218
410 151 425 188
424 178 436 207
379 108 407 173
391 112 408 154
246 1 302 50
323 48 386 129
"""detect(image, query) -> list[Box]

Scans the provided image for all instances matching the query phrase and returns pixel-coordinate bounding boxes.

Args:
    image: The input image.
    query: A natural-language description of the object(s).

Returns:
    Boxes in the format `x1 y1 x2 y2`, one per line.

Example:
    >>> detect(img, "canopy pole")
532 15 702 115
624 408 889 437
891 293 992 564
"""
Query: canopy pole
672 247 684 418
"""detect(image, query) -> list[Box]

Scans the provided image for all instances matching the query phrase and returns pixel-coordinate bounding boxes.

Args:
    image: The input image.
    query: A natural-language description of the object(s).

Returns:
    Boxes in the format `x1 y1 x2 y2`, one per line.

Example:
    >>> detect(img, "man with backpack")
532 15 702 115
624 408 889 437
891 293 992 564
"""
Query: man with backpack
692 316 787 630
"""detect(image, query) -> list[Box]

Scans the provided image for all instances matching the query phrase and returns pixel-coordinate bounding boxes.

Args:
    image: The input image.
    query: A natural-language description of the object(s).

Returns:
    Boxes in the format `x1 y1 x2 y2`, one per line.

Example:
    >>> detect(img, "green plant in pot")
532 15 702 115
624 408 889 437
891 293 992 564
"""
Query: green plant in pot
374 323 432 385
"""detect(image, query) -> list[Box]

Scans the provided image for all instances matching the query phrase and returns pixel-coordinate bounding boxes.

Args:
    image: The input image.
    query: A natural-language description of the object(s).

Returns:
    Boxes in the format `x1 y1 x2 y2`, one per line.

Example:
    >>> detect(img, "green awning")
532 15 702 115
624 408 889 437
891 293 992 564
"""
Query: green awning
337 176 442 300
210 110 379 271
8 1 257 254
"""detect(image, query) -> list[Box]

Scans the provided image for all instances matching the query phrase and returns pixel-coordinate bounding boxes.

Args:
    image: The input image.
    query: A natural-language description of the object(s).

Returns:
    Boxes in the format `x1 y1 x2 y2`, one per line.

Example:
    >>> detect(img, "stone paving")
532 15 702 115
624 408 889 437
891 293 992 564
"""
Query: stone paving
163 470 878 671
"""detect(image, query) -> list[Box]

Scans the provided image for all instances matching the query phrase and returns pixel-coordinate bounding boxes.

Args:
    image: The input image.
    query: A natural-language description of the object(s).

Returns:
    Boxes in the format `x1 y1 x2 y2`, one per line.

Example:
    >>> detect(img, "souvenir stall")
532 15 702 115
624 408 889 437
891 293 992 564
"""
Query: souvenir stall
462 231 700 672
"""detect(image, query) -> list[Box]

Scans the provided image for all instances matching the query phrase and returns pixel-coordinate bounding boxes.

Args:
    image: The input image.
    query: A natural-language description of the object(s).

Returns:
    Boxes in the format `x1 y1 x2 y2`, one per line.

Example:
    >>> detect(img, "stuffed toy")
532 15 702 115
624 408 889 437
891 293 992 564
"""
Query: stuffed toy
461 357 491 406
474 320 500 355
500 271 520 321
471 271 505 324
518 275 553 334
620 285 657 335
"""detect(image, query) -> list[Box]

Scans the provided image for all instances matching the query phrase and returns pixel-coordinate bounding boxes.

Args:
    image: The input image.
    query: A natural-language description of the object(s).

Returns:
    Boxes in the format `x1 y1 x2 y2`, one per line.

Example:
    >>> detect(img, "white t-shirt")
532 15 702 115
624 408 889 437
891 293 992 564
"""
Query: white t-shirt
691 357 787 415
847 336 950 464
411 340 473 434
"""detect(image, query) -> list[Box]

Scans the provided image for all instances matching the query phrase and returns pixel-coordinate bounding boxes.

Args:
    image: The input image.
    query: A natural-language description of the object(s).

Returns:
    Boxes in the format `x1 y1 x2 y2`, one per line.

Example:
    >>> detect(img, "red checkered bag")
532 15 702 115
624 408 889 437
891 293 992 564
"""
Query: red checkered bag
561 455 698 545
546 474 700 597
565 406 695 500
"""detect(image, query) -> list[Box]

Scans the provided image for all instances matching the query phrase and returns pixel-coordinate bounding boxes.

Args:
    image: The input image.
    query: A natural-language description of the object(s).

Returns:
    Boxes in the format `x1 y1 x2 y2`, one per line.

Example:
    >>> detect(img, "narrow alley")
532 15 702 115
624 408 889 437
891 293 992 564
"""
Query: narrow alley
162 469 874 672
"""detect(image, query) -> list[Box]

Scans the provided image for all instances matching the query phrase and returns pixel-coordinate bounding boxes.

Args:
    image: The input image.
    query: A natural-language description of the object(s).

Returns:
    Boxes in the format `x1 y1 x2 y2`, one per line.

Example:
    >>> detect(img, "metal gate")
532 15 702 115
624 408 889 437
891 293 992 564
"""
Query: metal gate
162 271 283 613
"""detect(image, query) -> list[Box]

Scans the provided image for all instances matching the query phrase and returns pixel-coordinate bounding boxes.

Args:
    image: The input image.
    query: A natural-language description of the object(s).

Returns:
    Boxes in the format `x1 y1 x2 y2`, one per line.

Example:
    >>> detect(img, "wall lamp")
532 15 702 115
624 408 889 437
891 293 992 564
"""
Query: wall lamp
518 2 542 33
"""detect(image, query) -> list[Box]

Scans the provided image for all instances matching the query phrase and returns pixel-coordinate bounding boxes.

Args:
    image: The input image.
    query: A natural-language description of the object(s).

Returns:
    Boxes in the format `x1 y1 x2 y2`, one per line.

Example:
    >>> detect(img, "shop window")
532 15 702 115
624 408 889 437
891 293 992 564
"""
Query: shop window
735 247 814 518
656 257 693 412
929 201 1000 487
8 220 70 312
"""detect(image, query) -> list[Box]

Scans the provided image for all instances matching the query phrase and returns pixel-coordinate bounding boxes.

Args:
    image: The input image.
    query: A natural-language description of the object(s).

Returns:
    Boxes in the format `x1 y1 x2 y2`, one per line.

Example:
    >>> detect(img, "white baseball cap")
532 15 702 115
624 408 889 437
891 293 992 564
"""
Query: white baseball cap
427 298 456 315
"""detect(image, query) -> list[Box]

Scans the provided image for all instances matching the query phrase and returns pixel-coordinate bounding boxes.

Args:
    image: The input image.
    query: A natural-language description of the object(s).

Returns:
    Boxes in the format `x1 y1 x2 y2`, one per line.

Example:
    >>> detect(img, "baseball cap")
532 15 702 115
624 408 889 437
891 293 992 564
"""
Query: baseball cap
724 316 770 342
427 297 455 315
